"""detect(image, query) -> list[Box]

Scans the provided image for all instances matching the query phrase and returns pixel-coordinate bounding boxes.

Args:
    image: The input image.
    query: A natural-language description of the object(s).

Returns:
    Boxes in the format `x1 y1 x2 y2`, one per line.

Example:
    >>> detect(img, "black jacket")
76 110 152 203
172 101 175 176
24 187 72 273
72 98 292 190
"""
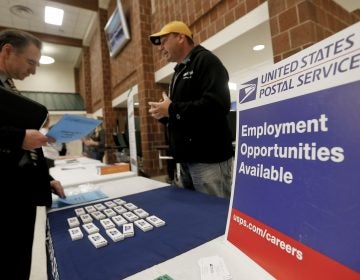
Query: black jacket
165 45 234 163
0 83 52 207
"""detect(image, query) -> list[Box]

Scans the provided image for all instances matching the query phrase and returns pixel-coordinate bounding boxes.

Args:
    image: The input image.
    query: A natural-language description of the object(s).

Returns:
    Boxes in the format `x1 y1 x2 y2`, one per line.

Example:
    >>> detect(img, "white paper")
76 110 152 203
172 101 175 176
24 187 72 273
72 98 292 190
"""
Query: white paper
198 255 232 280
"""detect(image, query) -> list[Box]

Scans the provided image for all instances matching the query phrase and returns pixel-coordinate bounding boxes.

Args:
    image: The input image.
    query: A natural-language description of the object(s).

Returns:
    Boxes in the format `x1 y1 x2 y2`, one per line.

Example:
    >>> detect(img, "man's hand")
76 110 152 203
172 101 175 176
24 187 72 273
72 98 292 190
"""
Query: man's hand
22 129 52 150
148 92 171 120
50 180 66 198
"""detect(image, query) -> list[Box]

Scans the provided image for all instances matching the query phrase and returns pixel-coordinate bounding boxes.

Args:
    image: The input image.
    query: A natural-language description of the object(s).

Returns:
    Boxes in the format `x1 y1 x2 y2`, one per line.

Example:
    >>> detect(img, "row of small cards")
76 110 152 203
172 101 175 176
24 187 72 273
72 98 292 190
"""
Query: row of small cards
68 207 150 227
69 215 165 247
67 198 165 248
67 201 154 228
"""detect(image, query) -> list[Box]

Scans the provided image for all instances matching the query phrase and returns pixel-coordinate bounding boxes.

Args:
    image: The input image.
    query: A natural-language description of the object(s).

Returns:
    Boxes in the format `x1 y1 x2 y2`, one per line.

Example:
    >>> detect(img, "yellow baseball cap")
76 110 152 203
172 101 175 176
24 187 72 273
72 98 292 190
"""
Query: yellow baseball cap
149 21 193 45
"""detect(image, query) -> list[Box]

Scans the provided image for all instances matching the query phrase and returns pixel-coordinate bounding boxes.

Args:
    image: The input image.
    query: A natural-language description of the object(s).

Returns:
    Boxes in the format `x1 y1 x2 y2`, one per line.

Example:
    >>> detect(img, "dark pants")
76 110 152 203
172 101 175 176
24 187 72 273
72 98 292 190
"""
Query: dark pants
4 205 36 279
88 151 105 162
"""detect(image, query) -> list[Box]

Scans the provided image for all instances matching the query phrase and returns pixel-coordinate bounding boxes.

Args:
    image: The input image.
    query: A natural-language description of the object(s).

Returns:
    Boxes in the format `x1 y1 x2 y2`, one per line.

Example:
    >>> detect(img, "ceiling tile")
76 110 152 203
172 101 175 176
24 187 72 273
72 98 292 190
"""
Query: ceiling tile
0 0 97 66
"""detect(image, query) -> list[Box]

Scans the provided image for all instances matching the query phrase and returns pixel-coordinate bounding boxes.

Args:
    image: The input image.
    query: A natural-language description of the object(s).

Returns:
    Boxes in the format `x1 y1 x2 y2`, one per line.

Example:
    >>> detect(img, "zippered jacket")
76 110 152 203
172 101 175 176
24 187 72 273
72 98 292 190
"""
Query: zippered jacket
166 45 234 163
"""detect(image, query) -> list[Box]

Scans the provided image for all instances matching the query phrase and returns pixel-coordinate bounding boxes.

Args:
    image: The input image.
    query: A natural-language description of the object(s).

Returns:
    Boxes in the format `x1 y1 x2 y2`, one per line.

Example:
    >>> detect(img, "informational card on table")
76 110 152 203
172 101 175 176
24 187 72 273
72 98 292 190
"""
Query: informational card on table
47 114 102 143
52 190 108 208
226 22 360 279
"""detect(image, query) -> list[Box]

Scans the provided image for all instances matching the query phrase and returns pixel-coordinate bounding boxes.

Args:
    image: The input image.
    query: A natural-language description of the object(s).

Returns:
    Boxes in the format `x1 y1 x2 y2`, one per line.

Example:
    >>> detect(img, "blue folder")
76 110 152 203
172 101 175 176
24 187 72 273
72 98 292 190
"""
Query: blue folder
51 191 108 208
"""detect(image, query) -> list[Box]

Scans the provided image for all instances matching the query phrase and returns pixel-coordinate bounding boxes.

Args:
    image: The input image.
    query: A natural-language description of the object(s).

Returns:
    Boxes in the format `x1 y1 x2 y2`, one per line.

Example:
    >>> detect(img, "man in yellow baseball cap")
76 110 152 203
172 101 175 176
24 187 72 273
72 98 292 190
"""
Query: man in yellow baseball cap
148 20 234 198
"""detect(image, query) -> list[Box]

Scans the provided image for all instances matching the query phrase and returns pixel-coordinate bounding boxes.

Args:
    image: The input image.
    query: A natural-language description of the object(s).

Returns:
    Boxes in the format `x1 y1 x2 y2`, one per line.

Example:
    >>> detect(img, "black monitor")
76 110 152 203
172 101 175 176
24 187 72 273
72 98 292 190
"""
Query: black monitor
124 116 142 157
112 133 128 151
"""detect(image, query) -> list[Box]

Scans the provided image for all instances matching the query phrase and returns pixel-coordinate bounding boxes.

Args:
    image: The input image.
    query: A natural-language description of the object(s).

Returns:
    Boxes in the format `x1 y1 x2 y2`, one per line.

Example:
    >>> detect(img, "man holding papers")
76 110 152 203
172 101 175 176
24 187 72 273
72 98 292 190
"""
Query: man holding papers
0 29 65 279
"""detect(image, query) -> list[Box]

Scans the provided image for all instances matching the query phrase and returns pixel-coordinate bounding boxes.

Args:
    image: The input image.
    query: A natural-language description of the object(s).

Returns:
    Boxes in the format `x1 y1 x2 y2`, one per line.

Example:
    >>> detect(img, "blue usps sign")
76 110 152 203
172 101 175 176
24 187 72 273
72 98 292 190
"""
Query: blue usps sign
227 22 360 279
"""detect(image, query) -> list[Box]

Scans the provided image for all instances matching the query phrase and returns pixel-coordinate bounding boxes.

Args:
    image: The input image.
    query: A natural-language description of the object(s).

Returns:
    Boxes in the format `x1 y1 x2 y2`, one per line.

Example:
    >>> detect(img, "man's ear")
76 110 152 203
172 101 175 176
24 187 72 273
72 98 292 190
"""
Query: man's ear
2 43 14 56
178 33 186 43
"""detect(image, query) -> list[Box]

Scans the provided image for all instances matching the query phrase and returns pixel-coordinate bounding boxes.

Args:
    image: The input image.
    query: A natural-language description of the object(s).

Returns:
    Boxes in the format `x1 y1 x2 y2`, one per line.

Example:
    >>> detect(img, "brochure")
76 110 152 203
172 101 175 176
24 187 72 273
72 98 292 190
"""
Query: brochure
47 114 102 143
52 190 108 208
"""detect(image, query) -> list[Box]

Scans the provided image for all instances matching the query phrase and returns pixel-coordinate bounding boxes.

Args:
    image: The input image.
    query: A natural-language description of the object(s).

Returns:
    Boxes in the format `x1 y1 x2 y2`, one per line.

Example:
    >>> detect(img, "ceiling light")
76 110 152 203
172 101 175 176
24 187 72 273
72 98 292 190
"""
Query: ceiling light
45 6 64 26
40 55 55 64
253 44 265 51
10 5 34 19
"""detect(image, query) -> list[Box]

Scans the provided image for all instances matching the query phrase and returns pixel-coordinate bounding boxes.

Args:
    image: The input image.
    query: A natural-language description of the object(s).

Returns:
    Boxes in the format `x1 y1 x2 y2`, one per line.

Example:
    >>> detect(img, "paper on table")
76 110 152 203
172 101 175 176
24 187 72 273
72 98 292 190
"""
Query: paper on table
47 114 102 143
198 255 232 280
52 190 108 208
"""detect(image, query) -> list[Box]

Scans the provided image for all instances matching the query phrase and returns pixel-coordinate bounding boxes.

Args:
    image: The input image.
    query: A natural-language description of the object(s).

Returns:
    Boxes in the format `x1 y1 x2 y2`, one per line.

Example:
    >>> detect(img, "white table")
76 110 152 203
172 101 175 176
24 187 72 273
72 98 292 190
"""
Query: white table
50 156 136 188
125 236 275 280
53 176 169 206
31 176 274 280
54 156 101 166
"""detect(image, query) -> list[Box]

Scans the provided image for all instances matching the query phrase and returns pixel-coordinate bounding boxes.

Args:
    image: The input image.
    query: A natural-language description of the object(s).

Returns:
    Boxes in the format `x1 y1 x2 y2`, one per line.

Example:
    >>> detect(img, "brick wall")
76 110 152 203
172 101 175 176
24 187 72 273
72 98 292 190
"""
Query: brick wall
98 8 118 162
150 0 267 70
144 0 267 176
78 0 359 176
269 0 360 62
79 47 92 111
74 68 80 93
89 26 104 111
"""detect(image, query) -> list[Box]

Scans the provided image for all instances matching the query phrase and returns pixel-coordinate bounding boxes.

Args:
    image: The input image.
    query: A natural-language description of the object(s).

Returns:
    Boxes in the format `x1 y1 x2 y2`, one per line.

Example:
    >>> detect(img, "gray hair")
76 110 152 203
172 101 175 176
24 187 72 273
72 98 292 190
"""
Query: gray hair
0 29 42 53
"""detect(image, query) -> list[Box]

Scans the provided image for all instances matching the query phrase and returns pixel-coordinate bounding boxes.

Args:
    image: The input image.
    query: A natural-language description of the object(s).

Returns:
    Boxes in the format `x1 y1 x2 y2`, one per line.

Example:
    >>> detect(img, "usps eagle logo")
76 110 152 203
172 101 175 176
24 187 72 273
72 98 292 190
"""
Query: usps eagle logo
239 78 258 104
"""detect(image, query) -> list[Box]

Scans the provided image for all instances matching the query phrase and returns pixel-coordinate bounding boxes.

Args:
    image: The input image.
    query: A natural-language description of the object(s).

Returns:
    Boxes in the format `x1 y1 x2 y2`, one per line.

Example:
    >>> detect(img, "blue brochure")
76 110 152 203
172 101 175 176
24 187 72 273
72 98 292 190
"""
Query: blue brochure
47 114 102 143
52 190 108 208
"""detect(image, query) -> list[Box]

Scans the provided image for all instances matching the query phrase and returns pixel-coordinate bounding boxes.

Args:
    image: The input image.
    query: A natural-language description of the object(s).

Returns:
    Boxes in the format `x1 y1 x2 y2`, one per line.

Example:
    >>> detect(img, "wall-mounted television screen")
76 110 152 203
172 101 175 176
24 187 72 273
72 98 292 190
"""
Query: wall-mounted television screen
104 0 130 58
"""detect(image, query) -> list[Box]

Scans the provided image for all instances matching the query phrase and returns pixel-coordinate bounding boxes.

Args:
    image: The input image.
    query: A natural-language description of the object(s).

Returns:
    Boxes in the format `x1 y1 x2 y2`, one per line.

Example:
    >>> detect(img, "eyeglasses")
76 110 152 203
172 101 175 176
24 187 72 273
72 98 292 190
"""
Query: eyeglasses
160 34 171 45
160 33 181 46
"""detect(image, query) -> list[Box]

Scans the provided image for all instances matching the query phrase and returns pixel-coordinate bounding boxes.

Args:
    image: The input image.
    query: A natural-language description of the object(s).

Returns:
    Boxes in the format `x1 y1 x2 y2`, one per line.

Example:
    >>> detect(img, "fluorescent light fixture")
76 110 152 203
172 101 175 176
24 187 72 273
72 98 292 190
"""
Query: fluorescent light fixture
253 44 265 51
45 6 64 26
40 55 55 64
228 82 237 91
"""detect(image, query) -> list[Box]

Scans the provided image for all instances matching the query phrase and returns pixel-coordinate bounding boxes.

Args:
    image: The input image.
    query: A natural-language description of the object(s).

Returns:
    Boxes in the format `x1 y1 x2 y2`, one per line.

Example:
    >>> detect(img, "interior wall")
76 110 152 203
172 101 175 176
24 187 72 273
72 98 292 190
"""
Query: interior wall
89 22 105 112
268 0 360 62
79 0 359 177
143 0 268 176
80 0 269 174
15 62 76 92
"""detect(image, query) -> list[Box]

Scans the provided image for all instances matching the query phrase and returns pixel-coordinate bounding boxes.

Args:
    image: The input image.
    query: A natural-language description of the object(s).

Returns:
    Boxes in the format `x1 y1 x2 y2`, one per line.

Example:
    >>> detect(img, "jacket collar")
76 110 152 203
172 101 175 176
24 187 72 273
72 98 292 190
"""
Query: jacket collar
174 45 198 72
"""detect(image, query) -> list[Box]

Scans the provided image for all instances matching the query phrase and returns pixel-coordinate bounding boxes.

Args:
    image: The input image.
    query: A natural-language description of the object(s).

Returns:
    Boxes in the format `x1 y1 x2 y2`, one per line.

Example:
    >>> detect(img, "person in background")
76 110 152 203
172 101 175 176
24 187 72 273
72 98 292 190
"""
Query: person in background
82 123 105 162
0 29 65 279
148 21 234 198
